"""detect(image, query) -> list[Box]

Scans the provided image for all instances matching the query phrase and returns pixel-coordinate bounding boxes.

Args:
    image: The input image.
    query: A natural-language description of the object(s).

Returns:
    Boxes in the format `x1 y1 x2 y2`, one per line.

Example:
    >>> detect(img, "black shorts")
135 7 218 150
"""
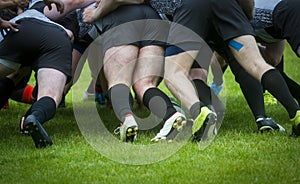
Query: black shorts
0 18 72 79
170 0 212 51
101 4 169 53
211 0 255 41
168 0 253 69
273 0 300 56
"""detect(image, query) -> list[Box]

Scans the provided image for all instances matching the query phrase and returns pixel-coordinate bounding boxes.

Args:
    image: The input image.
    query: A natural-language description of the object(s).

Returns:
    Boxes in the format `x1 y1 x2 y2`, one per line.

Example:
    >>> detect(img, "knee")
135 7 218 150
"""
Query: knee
133 76 160 97
189 68 208 81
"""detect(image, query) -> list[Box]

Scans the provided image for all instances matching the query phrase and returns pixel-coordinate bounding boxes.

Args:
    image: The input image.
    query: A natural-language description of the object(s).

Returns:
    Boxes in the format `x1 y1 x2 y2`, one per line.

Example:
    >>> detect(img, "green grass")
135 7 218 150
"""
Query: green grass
1 45 300 183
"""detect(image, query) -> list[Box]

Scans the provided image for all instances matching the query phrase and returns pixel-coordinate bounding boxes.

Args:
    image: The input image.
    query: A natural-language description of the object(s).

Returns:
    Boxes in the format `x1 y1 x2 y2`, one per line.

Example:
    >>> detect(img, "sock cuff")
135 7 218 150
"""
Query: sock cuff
142 87 157 108
261 69 277 85
39 96 56 108
189 102 201 120
108 84 130 101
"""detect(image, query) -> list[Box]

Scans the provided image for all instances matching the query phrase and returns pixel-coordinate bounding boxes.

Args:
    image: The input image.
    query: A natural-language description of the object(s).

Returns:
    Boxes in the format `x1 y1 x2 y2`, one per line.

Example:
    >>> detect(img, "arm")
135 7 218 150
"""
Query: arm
0 0 29 9
83 0 144 23
0 18 19 32
43 0 95 20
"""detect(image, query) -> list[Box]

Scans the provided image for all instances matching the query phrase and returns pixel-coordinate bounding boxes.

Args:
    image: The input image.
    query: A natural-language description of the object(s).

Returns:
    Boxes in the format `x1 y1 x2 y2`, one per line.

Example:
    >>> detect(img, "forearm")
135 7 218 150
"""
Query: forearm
0 0 19 9
44 0 95 20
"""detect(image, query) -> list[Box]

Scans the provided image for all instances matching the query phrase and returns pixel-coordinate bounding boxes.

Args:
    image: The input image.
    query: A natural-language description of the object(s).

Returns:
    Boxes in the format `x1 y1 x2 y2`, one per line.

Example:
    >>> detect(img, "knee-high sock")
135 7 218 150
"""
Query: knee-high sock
108 84 134 122
276 58 300 105
10 84 34 104
189 101 204 120
192 79 211 105
193 79 225 115
28 96 56 124
261 69 300 118
229 61 266 119
143 88 177 121
0 77 15 109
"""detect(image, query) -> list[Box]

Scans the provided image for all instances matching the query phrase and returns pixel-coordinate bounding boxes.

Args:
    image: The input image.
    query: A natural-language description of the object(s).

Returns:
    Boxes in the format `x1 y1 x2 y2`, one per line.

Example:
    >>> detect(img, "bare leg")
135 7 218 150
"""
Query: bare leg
164 50 199 110
104 45 139 88
104 45 139 142
133 45 164 100
259 40 285 66
189 68 208 82
229 35 273 81
64 49 82 95
37 68 67 107
230 35 299 121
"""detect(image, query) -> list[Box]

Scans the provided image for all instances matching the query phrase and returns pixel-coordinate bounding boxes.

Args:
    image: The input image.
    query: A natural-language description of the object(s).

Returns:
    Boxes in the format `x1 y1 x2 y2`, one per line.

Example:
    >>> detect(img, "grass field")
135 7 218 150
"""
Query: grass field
1 45 300 183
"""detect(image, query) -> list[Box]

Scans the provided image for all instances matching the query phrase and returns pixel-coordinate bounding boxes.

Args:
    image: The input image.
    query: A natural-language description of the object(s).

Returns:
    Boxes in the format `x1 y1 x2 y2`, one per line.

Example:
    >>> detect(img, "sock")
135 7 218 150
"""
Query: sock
108 84 134 122
22 85 34 104
87 80 95 93
275 57 284 72
143 88 177 121
240 75 267 119
230 61 266 119
193 79 212 105
0 77 15 109
10 84 34 104
189 102 202 120
30 96 56 124
276 58 300 105
95 84 103 93
261 69 300 118
129 92 134 110
282 72 300 105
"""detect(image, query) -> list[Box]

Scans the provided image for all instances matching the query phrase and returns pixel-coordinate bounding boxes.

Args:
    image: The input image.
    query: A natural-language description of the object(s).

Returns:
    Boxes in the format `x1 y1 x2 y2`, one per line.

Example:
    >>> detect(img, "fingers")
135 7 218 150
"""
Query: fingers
83 8 95 23
1 22 19 32
8 23 19 32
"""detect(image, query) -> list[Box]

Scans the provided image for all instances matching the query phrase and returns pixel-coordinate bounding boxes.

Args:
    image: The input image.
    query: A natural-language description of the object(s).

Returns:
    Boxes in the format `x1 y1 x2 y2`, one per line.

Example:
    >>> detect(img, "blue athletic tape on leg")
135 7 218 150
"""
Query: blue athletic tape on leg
229 40 243 51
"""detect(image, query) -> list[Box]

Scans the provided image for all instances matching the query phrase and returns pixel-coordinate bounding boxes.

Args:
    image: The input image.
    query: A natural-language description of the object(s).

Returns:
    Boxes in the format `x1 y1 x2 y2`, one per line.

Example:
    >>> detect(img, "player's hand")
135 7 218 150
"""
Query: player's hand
83 7 97 23
43 0 64 14
14 0 30 9
0 18 19 32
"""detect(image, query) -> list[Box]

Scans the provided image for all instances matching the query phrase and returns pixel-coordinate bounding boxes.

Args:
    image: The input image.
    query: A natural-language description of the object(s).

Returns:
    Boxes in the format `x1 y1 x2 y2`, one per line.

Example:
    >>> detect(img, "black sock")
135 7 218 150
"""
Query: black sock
275 57 284 72
143 88 177 121
30 96 56 124
193 79 212 105
108 84 134 122
230 61 266 119
189 102 202 120
276 58 300 105
261 69 299 118
193 79 225 114
240 76 266 119
281 72 300 105
0 77 15 109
